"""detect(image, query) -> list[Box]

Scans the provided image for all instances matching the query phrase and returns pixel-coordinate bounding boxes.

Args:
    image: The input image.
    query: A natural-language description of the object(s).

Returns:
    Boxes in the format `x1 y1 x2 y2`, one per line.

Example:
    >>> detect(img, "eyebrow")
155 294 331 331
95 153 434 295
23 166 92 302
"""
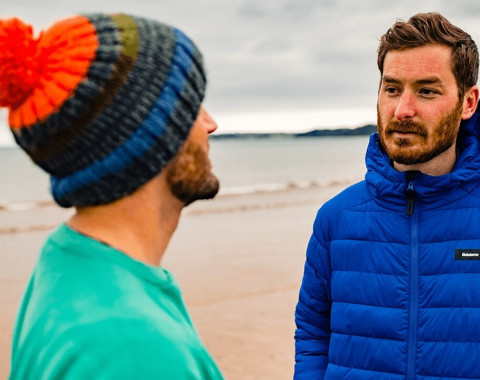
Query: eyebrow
382 75 443 86
382 76 401 84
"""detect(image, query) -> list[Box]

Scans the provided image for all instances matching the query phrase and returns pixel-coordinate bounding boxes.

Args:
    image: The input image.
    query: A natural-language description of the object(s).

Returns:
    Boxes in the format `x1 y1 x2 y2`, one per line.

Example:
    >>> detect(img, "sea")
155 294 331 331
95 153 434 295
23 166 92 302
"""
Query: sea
0 135 370 211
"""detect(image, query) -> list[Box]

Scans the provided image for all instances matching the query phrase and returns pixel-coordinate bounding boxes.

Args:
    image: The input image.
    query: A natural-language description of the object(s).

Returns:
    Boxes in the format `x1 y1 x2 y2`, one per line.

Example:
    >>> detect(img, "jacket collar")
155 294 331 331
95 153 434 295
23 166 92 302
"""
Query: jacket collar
365 112 480 211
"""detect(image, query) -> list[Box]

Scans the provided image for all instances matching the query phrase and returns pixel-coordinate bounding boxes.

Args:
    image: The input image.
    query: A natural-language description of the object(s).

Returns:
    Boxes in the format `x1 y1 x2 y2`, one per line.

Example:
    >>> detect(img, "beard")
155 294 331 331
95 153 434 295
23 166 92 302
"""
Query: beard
377 101 463 165
165 137 220 206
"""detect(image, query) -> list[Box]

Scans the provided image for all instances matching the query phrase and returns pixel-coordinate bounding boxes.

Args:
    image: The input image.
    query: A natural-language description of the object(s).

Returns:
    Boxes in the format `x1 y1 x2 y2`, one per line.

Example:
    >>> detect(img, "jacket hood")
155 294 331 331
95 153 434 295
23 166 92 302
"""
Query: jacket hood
365 112 480 211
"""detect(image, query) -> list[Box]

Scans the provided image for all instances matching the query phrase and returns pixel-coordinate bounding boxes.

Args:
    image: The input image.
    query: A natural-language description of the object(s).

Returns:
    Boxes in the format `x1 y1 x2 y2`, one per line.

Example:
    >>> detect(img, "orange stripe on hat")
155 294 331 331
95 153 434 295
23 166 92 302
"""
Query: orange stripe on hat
7 16 99 129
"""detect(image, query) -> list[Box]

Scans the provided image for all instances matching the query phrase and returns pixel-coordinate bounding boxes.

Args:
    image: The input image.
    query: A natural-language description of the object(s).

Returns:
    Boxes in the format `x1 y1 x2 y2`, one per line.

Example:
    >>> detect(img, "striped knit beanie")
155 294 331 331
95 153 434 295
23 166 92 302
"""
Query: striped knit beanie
0 14 206 207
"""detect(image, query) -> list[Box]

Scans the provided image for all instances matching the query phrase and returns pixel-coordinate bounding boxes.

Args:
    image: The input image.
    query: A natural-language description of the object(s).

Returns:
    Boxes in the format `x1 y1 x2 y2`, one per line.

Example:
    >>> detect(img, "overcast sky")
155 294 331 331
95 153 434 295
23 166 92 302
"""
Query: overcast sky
1 0 480 143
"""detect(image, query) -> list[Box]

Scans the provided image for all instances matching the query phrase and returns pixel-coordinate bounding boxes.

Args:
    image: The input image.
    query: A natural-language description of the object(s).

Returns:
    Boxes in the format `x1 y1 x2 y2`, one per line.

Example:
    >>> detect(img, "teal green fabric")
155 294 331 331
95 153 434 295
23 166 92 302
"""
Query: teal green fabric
10 224 224 380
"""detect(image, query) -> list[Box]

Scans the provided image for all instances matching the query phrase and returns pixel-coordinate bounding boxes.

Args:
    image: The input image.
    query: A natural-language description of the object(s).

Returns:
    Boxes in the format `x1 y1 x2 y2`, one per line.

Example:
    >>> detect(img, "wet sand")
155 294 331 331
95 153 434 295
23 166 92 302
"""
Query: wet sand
0 185 348 379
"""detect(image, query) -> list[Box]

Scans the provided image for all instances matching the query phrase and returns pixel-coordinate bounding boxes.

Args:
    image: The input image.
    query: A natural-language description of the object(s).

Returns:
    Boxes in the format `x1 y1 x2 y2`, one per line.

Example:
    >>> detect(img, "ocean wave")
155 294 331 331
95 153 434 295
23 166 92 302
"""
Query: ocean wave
0 178 362 233
0 200 55 212
0 223 58 234
0 178 360 213
218 178 359 196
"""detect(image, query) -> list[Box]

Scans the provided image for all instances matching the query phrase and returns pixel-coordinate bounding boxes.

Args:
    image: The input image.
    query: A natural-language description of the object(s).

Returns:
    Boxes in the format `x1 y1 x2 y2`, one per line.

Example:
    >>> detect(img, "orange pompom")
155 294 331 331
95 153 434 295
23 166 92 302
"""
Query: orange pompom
0 18 40 108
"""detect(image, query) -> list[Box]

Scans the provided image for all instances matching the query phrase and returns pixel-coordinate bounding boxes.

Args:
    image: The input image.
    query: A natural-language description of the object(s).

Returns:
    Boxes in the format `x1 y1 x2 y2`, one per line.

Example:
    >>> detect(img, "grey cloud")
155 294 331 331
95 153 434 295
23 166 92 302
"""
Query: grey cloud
250 38 294 55
237 2 268 18
281 0 325 18
3 0 480 118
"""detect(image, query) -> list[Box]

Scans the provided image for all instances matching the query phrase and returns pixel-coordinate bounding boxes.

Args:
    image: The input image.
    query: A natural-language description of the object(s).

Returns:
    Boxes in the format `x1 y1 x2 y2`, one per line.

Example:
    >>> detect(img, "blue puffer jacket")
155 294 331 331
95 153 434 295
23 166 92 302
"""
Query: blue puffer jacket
294 113 480 379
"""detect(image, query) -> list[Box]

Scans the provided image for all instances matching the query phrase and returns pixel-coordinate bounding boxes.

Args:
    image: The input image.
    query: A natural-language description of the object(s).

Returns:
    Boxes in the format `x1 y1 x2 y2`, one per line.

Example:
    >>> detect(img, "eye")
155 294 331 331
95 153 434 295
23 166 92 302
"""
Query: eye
419 88 439 97
384 86 400 96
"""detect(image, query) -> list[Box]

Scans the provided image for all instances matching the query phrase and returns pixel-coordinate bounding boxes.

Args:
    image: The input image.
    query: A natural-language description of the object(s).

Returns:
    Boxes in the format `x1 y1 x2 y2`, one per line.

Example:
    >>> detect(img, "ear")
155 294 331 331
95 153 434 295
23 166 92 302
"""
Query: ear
461 85 479 120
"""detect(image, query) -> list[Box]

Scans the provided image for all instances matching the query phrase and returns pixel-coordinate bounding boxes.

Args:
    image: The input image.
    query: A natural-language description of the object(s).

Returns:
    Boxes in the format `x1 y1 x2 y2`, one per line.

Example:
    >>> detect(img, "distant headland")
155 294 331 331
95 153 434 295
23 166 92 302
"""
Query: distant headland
210 124 377 139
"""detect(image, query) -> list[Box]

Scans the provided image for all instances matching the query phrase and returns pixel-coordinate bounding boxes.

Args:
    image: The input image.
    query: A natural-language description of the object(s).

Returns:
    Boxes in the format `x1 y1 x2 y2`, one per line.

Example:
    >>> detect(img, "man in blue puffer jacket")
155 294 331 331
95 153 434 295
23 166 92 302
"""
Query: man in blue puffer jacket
294 12 480 379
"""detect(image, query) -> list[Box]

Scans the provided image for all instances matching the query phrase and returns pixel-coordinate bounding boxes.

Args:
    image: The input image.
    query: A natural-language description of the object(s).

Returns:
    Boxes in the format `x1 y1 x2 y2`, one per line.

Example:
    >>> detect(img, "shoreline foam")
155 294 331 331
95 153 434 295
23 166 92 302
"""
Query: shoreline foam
0 177 361 214
0 182 359 234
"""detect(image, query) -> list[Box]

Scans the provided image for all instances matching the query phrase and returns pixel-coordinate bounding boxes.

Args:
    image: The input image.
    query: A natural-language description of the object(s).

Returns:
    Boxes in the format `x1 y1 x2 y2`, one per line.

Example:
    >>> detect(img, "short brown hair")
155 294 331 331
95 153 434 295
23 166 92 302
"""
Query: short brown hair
377 12 478 98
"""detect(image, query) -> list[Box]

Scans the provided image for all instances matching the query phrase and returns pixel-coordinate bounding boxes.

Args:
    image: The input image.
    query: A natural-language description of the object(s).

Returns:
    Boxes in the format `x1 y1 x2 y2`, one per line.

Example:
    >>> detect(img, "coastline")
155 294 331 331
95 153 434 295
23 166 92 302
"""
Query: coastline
0 184 351 379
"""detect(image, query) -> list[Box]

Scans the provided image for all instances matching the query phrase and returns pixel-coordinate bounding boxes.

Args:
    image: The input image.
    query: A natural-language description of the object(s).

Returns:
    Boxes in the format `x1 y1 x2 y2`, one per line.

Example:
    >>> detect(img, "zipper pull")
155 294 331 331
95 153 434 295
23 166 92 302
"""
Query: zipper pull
406 172 416 215
406 189 415 215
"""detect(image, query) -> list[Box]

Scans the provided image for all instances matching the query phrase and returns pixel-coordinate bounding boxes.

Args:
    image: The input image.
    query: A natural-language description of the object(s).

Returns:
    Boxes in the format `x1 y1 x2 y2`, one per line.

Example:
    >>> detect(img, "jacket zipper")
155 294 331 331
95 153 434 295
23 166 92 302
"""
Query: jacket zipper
406 180 415 216
406 174 419 380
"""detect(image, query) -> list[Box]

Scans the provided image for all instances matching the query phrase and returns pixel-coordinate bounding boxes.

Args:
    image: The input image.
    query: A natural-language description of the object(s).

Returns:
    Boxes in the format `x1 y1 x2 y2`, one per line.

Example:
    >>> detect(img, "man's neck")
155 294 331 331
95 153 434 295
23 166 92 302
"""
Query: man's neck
393 144 457 176
67 175 183 266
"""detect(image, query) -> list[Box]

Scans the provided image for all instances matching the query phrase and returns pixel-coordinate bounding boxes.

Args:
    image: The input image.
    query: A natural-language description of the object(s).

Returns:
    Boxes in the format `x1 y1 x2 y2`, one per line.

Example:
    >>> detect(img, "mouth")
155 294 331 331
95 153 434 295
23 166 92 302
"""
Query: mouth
390 130 419 138
387 127 427 139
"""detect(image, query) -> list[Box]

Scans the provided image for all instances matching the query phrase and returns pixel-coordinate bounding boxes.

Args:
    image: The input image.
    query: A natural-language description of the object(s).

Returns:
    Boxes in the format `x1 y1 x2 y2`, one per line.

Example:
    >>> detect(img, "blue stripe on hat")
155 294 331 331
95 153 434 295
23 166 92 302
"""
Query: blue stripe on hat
50 28 195 200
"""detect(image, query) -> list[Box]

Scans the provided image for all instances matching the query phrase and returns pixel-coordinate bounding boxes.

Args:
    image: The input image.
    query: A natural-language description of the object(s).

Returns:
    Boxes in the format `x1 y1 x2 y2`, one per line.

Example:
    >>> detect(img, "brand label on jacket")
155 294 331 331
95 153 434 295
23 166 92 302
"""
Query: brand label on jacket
455 249 480 260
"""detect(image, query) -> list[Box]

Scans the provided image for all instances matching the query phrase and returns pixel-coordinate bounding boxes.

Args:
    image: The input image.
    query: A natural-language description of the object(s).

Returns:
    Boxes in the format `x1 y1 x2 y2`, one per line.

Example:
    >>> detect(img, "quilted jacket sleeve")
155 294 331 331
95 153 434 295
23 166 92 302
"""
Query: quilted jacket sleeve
294 212 332 379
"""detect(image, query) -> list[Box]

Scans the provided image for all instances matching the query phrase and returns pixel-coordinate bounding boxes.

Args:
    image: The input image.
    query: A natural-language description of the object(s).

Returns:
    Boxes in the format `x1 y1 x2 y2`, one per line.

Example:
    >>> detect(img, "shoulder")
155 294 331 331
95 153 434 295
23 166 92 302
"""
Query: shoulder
34 318 209 379
308 180 374 243
314 180 372 222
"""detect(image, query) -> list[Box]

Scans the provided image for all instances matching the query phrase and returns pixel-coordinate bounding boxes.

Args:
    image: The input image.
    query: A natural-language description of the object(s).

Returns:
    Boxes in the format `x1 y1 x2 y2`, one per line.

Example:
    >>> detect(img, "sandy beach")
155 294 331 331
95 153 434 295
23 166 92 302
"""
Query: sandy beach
0 184 348 379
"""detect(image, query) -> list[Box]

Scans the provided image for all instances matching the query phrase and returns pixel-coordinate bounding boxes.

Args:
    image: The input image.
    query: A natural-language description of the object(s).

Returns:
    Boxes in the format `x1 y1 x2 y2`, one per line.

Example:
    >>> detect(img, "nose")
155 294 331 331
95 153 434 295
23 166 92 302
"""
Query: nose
200 108 218 134
394 92 416 120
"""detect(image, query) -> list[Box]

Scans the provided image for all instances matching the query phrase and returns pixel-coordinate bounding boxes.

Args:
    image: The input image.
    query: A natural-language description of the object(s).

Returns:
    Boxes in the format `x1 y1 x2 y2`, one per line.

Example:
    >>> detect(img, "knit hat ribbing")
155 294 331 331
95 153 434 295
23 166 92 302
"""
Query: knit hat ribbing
0 13 206 207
